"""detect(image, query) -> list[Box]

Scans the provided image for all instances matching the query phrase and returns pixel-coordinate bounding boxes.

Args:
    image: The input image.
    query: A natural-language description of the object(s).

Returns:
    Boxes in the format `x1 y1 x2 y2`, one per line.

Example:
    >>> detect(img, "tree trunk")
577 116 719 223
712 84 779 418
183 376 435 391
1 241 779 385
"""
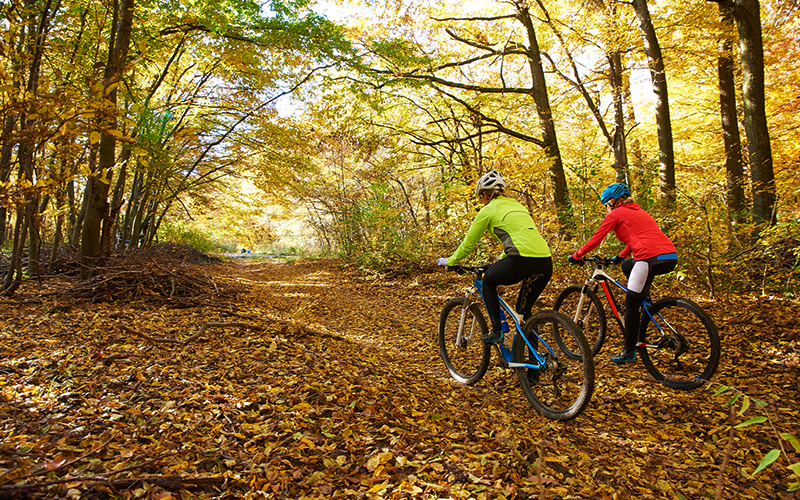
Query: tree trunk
80 0 135 278
622 69 645 191
728 0 775 228
121 168 143 247
517 2 572 226
2 208 28 296
49 182 67 273
422 181 430 229
632 0 676 206
127 186 150 250
0 114 15 246
107 146 132 251
716 3 748 226
26 194 41 277
608 51 629 183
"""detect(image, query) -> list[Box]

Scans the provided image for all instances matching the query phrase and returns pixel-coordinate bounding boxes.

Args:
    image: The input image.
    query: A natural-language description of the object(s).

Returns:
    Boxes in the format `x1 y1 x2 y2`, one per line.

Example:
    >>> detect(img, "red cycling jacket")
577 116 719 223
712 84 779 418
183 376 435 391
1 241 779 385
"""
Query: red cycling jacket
575 203 676 260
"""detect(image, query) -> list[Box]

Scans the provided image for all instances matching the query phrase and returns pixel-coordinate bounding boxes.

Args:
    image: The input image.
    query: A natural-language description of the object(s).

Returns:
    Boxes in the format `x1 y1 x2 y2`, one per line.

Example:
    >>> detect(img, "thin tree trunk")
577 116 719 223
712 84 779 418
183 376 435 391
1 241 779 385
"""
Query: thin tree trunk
0 114 15 246
517 2 572 226
422 181 430 229
127 187 150 250
49 182 67 273
727 0 775 229
121 168 144 247
622 69 644 190
716 3 748 227
71 182 89 248
26 192 41 277
80 0 135 278
608 51 629 183
632 0 676 206
2 208 28 296
107 146 131 252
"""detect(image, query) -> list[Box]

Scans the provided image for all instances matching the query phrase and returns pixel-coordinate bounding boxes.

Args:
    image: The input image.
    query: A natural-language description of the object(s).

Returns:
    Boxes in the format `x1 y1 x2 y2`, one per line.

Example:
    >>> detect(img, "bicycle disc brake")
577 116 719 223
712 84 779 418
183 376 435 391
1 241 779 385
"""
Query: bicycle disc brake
542 354 564 398
658 333 689 366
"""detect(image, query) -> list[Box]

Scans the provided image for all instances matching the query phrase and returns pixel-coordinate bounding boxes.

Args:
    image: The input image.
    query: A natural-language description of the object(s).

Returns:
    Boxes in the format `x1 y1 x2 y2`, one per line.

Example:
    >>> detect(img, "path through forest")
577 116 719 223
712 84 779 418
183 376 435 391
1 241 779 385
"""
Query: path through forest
1 256 798 499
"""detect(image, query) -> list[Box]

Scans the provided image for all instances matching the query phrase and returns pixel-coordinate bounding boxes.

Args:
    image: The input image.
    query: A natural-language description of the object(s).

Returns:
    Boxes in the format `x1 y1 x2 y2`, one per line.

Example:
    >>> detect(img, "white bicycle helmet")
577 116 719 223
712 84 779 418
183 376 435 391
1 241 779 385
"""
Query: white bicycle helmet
475 170 506 196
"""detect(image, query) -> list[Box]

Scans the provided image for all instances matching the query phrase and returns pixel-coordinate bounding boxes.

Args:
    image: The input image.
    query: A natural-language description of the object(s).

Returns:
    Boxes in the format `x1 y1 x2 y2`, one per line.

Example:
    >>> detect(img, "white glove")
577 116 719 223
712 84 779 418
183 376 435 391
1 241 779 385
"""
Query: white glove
437 258 448 267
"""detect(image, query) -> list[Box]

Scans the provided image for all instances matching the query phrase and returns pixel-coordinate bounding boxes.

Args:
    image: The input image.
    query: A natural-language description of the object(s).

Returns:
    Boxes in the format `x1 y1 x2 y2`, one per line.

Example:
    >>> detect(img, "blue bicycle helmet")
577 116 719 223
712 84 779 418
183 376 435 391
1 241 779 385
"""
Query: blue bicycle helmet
600 182 630 205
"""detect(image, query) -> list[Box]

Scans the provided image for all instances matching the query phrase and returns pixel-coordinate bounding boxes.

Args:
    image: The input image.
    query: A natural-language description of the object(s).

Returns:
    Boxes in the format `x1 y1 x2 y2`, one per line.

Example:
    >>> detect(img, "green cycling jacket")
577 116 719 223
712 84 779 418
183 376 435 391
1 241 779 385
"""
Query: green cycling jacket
447 196 551 266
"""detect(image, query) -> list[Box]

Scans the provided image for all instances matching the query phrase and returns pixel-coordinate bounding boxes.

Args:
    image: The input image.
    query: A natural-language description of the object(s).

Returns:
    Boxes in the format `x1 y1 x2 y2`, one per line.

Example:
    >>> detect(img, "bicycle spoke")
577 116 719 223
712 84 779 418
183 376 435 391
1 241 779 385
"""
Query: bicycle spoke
514 311 594 421
553 285 606 356
638 298 720 390
438 298 490 385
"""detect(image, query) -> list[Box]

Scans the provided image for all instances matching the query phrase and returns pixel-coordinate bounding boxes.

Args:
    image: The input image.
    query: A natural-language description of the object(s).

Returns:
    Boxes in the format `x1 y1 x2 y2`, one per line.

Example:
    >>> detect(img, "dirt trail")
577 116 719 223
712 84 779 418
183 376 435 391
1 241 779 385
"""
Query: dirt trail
0 256 796 499
223 258 798 499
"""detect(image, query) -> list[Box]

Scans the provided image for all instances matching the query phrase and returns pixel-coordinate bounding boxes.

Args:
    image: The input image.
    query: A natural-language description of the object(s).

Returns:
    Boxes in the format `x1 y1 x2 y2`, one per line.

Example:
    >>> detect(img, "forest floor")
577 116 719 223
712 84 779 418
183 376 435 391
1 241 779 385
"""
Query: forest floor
0 253 799 499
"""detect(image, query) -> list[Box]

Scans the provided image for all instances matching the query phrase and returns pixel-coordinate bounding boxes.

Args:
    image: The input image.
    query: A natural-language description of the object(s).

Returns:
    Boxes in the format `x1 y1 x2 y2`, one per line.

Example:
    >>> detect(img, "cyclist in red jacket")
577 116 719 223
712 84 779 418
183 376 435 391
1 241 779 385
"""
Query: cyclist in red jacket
568 183 677 364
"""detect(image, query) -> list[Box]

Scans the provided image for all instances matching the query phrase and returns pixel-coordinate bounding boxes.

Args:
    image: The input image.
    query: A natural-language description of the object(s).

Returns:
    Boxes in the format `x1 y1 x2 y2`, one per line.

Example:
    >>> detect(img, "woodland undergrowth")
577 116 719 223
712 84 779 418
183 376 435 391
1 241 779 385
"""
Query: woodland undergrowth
0 252 798 499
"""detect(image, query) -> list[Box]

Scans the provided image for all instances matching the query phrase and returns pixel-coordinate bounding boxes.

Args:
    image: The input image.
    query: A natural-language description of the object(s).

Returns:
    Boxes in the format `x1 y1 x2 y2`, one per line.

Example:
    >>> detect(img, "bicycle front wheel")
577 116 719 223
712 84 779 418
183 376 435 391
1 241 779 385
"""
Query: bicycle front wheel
514 311 595 421
638 297 720 390
438 297 491 385
553 285 607 356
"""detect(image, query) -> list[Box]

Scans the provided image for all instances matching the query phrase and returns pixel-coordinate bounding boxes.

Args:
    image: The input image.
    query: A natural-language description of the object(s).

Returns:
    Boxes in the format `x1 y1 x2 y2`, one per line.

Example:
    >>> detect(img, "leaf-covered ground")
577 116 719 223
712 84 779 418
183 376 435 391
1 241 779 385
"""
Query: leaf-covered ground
1 257 798 499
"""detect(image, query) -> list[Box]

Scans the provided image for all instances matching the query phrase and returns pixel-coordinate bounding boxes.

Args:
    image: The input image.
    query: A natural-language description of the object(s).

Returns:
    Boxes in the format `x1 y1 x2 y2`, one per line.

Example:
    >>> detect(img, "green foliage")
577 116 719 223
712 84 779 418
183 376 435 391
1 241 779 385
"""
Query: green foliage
368 38 433 67
157 219 235 254
713 384 800 491
325 181 430 270
710 221 800 296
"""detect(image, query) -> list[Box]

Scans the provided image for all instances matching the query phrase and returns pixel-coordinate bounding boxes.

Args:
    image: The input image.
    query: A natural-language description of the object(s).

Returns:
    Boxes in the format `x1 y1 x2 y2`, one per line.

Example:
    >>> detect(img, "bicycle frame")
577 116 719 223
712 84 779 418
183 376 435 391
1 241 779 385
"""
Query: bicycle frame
576 261 670 349
577 266 628 330
457 275 554 369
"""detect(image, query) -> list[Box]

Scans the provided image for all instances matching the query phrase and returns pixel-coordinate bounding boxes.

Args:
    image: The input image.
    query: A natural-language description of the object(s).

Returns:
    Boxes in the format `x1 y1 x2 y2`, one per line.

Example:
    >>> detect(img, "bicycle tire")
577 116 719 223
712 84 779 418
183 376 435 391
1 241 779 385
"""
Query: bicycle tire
553 285 607 356
514 310 595 421
438 297 491 385
638 297 720 390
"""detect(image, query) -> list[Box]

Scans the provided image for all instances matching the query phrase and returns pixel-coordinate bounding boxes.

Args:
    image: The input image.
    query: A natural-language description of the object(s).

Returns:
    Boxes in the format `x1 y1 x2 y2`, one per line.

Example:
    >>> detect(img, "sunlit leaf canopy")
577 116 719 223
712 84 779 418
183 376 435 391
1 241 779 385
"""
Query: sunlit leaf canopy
0 0 798 292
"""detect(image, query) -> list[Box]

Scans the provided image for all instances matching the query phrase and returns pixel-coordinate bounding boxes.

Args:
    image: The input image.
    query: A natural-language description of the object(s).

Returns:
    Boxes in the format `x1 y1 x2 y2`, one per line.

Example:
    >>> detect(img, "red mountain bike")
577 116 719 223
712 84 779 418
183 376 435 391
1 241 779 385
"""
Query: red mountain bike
554 256 720 390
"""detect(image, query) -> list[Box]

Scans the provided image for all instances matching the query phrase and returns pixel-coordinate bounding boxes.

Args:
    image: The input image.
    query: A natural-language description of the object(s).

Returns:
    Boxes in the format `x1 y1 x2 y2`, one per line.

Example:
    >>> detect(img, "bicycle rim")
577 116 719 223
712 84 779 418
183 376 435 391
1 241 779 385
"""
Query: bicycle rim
638 297 720 390
438 297 490 385
554 285 606 356
514 311 595 421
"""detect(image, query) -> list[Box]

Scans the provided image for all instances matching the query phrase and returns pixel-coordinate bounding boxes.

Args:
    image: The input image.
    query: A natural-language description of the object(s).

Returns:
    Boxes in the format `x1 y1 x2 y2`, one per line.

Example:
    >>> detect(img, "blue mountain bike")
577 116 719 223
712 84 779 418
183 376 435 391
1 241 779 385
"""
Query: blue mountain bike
438 265 594 421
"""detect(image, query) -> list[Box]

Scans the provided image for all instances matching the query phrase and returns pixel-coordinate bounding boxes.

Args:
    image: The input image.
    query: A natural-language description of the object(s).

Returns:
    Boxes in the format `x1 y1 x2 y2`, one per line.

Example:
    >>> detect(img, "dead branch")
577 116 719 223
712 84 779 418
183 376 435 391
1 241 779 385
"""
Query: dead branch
0 437 114 486
0 451 182 493
0 475 229 494
715 403 737 499
102 352 133 365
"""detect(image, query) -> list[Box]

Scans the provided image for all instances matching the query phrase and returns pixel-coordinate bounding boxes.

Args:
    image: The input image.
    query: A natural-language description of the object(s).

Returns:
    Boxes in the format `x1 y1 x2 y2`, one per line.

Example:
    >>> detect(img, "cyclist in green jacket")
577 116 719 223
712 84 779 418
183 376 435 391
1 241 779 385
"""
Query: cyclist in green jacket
437 171 552 343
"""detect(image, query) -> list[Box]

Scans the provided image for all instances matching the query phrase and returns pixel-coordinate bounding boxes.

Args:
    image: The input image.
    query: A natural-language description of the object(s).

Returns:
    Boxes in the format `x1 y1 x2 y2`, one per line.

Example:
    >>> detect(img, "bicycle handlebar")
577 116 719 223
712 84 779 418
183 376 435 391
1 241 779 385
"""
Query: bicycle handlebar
579 256 618 267
445 264 492 276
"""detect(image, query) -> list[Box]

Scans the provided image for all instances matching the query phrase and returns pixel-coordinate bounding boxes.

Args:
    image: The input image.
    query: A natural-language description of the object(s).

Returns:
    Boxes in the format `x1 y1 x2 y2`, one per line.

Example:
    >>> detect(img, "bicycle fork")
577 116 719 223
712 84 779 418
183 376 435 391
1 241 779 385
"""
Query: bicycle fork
574 278 623 329
455 287 480 347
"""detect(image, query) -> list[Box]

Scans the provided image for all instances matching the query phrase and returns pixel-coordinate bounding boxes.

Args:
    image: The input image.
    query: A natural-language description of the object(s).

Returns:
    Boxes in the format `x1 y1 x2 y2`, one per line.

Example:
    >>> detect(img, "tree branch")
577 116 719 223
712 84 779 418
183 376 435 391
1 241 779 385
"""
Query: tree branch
431 14 517 22
435 88 546 147
121 323 263 344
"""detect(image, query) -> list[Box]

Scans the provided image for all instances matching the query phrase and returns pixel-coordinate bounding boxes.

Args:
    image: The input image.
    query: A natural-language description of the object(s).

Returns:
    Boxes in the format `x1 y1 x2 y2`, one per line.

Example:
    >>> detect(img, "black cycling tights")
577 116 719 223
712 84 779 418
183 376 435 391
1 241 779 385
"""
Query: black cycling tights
621 256 677 351
482 256 553 334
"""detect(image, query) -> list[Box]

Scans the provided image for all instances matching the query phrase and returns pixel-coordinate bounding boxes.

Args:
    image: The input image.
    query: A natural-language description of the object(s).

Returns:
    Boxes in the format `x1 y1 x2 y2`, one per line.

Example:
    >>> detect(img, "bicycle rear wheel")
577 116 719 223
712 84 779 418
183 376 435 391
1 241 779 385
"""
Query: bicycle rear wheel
553 285 607 356
638 297 720 390
514 311 595 421
438 297 491 385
